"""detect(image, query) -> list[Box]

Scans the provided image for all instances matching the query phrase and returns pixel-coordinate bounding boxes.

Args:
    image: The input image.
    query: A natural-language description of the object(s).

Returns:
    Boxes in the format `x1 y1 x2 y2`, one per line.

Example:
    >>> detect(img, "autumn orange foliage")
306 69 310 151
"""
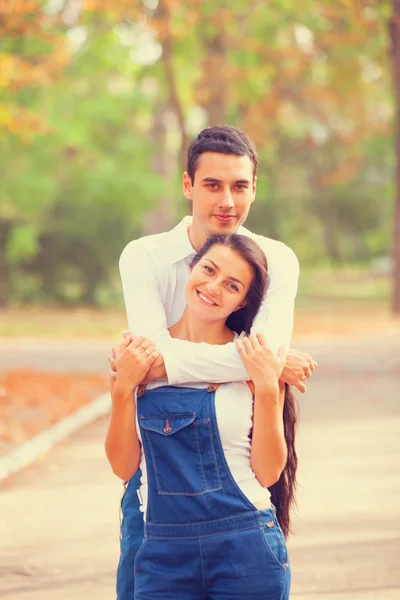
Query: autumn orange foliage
0 370 107 449
0 0 70 135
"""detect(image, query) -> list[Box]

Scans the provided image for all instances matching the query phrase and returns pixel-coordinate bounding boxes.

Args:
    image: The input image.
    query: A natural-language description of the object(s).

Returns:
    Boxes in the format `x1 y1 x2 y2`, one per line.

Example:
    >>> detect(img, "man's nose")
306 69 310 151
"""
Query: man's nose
218 189 234 209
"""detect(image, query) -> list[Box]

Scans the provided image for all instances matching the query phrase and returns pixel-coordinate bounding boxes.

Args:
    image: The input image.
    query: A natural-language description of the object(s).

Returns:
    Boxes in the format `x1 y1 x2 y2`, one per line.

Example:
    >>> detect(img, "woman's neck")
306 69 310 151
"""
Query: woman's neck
169 308 234 345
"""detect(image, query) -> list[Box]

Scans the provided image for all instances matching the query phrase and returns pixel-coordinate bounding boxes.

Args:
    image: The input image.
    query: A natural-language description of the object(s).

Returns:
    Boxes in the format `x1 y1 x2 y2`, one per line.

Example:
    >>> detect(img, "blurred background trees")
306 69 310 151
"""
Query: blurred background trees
0 0 398 312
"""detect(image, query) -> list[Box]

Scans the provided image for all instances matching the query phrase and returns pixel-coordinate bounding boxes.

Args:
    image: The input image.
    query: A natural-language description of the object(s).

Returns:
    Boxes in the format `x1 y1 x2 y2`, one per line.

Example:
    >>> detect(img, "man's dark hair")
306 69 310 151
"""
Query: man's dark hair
186 125 258 184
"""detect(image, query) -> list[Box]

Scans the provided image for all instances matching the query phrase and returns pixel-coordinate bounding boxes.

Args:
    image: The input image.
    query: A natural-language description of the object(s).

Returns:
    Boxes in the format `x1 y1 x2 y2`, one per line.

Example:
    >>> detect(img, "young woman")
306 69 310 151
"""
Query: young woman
106 234 298 600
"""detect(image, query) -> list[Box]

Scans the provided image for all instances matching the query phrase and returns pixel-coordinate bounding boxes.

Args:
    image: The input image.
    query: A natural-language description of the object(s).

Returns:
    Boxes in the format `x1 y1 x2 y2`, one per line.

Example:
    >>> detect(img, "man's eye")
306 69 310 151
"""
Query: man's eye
207 183 218 190
236 184 247 190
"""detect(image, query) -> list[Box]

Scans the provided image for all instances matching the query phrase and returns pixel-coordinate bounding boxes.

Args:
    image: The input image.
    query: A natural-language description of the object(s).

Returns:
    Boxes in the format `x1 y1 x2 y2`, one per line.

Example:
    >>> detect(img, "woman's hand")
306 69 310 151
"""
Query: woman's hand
235 333 286 391
111 335 160 393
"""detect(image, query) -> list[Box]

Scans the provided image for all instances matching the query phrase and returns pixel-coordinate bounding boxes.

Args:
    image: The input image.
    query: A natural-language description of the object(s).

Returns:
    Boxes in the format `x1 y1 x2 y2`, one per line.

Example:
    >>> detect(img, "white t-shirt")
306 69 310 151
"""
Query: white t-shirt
135 379 271 520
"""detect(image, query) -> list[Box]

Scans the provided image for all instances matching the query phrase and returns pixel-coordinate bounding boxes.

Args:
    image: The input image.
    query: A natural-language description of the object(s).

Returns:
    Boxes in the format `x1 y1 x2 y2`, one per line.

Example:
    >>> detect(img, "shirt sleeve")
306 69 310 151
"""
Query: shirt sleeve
250 243 300 355
119 239 299 385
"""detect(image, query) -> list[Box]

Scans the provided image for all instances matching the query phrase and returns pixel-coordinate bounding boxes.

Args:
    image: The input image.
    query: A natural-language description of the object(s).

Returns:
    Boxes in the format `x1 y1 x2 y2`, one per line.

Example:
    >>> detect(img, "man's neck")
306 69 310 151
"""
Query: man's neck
187 222 207 252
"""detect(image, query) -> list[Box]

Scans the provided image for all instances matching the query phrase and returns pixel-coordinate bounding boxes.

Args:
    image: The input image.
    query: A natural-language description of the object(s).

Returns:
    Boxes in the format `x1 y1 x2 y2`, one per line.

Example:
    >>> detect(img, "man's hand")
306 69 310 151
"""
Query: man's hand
141 352 166 383
280 348 317 393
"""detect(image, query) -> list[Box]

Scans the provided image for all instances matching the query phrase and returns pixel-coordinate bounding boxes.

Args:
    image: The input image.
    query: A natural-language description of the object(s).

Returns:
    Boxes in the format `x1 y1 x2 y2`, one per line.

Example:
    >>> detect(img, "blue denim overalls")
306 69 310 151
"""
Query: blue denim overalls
123 384 291 600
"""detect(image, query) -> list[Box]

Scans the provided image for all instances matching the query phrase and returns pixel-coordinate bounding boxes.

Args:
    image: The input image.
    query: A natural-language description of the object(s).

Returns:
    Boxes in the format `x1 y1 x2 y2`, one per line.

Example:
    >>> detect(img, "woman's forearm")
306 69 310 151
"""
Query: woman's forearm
250 381 287 488
105 383 141 481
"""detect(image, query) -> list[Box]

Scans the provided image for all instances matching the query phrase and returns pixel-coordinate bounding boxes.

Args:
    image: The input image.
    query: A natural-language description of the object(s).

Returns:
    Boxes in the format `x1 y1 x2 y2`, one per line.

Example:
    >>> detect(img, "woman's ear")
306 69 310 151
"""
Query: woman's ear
234 300 246 312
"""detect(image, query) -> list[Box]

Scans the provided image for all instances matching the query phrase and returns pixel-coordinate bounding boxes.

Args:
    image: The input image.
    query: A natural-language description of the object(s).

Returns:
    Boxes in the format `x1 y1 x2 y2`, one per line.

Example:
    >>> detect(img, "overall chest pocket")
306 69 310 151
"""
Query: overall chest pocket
139 414 221 496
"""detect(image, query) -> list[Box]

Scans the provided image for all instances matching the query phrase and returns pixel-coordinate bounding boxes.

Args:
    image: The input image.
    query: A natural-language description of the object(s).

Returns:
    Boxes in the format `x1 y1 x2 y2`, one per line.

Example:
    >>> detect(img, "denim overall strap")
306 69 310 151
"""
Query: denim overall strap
137 385 258 536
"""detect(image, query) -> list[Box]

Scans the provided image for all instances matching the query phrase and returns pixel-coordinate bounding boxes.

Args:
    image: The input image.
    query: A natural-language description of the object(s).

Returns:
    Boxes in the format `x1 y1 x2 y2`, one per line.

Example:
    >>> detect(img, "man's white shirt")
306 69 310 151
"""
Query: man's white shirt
119 216 299 385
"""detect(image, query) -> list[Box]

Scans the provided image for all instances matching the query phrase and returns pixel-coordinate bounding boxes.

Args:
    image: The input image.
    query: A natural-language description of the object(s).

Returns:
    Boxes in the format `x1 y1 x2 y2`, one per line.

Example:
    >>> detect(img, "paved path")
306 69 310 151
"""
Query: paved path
0 333 399 599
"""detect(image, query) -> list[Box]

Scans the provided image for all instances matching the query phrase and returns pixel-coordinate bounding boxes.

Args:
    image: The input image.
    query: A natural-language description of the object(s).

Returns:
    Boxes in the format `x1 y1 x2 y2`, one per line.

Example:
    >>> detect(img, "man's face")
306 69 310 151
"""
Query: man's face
183 152 256 247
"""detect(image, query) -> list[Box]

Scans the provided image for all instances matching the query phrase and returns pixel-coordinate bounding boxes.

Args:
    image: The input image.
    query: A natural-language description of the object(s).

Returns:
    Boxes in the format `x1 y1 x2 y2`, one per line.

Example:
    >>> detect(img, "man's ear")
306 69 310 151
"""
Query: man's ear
251 174 257 204
183 171 193 200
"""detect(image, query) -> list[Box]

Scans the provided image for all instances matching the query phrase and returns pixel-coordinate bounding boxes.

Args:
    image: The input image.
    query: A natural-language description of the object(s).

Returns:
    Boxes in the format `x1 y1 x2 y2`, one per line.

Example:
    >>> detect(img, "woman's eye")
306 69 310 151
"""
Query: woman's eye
228 283 239 292
203 265 213 273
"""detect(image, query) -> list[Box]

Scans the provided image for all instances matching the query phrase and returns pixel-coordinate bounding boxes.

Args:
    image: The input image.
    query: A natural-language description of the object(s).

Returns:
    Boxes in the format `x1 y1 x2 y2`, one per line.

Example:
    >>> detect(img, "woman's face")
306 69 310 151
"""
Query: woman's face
185 244 254 322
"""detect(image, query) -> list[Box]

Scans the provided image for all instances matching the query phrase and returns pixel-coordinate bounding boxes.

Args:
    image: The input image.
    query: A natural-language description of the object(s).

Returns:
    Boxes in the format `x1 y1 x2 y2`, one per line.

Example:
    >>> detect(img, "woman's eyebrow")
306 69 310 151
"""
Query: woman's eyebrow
205 259 244 287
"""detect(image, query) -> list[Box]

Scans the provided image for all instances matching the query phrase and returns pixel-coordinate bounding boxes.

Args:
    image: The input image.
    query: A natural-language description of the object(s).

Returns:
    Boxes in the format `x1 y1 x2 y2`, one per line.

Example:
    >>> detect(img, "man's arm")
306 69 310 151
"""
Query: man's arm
119 239 300 385
119 240 250 383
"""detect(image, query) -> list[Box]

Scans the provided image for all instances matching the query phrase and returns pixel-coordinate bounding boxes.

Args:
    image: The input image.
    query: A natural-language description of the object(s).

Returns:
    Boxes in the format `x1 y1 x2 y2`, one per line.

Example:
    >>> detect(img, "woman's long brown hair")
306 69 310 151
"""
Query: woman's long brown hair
191 234 298 538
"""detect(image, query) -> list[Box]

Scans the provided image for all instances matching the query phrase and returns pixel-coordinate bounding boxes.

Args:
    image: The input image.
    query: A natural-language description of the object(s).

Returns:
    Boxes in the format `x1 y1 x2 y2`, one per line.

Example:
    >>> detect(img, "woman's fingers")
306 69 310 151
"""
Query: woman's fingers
140 339 154 352
128 336 145 349
241 336 253 354
235 339 246 355
249 334 261 350
146 347 160 363
255 333 267 347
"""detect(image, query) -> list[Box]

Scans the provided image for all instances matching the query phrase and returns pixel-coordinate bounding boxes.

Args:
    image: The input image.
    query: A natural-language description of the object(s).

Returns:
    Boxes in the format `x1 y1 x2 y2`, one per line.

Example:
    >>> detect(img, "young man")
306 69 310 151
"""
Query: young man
111 126 316 599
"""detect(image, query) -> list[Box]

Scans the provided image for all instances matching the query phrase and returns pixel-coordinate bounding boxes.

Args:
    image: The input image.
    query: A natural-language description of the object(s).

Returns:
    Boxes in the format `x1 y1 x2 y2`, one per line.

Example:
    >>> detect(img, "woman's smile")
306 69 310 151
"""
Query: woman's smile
196 288 220 307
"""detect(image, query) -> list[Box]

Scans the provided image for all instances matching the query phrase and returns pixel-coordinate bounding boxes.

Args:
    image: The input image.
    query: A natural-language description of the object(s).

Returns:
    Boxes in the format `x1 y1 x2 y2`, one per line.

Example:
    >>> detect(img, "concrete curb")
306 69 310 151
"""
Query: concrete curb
0 392 110 483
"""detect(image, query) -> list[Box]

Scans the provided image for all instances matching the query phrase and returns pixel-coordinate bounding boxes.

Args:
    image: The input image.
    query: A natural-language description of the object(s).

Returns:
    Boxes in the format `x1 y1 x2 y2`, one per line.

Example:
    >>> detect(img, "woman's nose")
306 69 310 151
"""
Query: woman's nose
205 281 221 295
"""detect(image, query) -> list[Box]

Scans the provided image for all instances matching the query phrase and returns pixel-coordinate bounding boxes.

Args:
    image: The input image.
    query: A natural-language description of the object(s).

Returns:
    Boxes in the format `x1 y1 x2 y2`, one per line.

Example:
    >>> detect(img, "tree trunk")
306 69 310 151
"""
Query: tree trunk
157 0 188 170
390 0 400 313
142 104 176 235
0 221 11 307
206 32 227 126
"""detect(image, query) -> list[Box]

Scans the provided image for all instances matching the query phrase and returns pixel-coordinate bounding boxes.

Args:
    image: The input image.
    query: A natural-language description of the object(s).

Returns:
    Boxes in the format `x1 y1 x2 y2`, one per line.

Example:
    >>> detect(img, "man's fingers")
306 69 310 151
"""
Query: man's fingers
277 345 287 361
109 370 117 389
295 380 307 393
304 367 312 379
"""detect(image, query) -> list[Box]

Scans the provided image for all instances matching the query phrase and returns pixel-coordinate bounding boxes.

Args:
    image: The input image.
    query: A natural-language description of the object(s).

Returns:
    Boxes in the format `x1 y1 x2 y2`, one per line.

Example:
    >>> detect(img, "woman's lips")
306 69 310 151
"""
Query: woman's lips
196 289 219 306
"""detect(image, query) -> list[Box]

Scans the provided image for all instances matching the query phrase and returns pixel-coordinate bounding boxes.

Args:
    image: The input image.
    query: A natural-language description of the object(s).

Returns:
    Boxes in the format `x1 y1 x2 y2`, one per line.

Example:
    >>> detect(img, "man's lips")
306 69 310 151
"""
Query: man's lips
214 214 236 223
196 289 219 307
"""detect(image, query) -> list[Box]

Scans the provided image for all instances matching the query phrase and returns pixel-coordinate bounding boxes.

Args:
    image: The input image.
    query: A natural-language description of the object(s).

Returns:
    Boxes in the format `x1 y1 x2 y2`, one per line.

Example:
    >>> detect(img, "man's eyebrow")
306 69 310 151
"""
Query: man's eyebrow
201 177 251 185
201 177 222 183
205 259 245 287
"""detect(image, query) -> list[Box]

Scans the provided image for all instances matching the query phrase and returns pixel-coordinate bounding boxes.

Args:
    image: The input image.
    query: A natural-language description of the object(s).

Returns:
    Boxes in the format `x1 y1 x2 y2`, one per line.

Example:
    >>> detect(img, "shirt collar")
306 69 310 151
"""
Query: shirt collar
168 216 196 264
168 215 255 264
